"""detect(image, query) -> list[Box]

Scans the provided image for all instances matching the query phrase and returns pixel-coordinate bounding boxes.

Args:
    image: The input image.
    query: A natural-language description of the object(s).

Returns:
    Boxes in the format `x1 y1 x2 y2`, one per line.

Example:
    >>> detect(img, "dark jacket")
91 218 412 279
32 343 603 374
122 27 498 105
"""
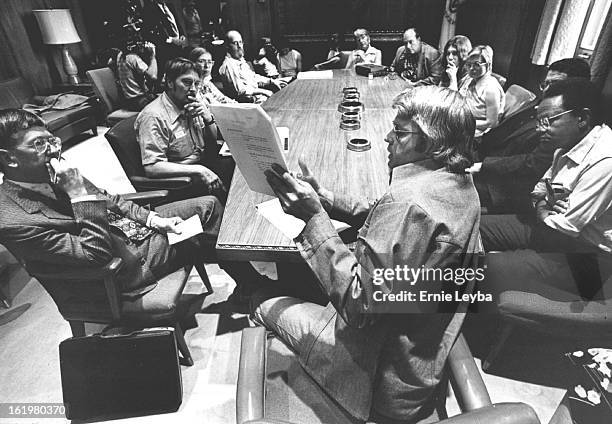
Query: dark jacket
391 42 442 86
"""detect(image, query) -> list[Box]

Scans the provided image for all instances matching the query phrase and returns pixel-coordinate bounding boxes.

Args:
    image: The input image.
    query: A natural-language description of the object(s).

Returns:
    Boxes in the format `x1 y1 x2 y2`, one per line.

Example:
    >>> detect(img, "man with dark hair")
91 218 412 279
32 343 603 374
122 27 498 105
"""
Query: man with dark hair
469 58 593 213
218 30 282 103
0 109 264 305
391 28 442 85
254 86 481 423
135 57 233 198
480 78 612 299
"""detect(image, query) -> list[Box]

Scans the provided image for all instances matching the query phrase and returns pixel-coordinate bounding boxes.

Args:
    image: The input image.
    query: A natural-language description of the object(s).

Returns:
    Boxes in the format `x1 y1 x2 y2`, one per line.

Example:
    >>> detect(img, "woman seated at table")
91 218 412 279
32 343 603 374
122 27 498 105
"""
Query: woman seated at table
439 35 472 90
189 47 236 104
277 36 302 78
312 33 344 70
458 45 505 138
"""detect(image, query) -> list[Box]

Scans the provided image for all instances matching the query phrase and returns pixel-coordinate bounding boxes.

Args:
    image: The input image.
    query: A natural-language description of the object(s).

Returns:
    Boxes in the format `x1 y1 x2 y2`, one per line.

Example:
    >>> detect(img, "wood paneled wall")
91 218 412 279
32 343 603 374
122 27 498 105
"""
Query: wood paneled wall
0 0 92 93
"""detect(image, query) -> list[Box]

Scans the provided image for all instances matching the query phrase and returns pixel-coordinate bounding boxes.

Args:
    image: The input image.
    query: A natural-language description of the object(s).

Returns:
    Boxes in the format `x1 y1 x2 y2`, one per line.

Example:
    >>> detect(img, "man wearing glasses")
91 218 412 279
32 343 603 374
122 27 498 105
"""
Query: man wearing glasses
468 59 591 213
480 78 612 299
0 108 267 303
255 87 481 423
218 30 282 103
135 58 230 198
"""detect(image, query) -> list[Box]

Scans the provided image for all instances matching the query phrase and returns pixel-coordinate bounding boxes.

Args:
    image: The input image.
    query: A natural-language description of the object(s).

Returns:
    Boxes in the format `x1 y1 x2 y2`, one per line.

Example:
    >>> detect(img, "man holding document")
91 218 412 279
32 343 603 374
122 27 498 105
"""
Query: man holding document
253 87 482 423
0 109 265 303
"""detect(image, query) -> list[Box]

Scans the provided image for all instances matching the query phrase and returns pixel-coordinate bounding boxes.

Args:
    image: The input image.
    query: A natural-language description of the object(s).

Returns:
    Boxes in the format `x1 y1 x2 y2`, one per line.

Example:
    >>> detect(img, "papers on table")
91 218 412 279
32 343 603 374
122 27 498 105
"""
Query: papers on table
256 198 350 239
166 215 204 245
296 70 333 80
210 104 289 196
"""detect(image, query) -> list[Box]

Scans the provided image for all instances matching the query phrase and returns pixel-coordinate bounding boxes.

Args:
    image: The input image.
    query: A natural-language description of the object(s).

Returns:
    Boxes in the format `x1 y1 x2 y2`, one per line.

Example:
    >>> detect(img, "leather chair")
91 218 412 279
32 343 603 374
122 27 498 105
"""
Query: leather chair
503 85 536 120
0 77 98 142
104 116 198 199
236 327 541 424
86 68 139 126
483 277 612 371
4 191 213 367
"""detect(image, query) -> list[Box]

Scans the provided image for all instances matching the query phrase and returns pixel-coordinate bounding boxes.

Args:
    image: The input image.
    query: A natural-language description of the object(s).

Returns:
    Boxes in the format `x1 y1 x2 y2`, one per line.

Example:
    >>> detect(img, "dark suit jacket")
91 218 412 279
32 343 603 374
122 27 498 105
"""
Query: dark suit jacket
0 179 177 298
391 42 442 86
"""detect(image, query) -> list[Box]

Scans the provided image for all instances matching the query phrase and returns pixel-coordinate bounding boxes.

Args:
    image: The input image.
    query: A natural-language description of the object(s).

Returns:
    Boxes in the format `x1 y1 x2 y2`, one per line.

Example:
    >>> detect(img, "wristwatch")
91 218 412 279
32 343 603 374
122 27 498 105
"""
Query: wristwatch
204 115 216 126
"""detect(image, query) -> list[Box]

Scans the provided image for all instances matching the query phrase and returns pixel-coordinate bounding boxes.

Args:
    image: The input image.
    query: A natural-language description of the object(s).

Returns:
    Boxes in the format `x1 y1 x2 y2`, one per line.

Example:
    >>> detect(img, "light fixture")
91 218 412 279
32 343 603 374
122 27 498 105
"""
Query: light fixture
33 9 82 84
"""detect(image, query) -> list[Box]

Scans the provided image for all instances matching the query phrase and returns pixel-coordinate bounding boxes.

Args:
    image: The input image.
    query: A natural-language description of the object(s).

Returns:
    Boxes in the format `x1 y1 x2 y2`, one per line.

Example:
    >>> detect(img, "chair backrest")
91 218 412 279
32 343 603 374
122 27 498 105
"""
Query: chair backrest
503 84 537 119
104 115 146 178
86 67 121 114
491 72 507 89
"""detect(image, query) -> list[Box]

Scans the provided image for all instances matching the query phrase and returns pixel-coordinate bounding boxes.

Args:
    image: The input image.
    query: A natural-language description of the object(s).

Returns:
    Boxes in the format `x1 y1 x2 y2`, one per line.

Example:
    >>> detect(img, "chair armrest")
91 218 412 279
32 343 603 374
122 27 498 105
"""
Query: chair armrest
30 257 123 281
236 327 267 424
448 334 492 411
121 190 169 205
437 403 540 424
130 175 194 191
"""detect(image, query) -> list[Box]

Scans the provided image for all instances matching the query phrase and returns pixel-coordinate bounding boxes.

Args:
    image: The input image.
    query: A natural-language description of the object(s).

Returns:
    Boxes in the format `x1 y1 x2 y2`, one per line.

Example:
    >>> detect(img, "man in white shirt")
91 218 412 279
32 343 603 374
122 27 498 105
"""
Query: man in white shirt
481 79 611 300
345 28 382 69
218 30 282 103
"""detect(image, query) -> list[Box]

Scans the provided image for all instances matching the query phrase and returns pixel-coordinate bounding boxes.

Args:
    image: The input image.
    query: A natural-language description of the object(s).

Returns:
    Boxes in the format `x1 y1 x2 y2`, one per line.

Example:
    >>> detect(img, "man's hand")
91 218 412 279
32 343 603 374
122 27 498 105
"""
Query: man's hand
48 158 88 199
551 199 569 215
296 159 334 211
535 200 555 222
185 93 213 123
150 215 183 234
465 162 482 174
195 165 225 193
265 163 323 222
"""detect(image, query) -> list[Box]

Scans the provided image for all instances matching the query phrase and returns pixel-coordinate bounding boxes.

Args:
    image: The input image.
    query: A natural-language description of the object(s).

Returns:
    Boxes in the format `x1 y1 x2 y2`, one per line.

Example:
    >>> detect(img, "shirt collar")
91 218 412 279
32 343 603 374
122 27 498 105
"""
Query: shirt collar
225 53 246 64
160 91 183 124
390 159 444 183
564 125 609 164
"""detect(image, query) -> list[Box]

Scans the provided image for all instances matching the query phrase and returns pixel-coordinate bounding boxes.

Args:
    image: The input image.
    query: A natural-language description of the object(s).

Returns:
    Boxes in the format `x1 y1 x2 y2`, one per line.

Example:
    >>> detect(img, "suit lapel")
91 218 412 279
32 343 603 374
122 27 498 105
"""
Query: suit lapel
1 180 73 220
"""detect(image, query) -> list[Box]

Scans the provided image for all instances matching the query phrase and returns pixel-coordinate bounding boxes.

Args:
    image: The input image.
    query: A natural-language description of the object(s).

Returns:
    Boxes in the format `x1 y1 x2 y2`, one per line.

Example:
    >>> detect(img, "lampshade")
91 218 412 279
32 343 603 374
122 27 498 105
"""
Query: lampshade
33 9 81 45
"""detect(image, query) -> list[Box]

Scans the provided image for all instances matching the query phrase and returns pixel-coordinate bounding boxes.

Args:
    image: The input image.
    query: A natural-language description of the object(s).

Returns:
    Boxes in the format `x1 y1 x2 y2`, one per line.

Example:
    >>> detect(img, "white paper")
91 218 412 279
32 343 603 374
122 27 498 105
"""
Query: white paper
296 70 334 80
219 142 231 157
276 126 289 151
256 198 351 239
166 215 204 245
210 104 289 196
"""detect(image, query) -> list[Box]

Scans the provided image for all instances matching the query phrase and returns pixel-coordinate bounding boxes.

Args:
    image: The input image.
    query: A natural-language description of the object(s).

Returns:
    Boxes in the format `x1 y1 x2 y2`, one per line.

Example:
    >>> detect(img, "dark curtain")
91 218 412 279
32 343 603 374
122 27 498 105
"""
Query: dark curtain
590 5 612 91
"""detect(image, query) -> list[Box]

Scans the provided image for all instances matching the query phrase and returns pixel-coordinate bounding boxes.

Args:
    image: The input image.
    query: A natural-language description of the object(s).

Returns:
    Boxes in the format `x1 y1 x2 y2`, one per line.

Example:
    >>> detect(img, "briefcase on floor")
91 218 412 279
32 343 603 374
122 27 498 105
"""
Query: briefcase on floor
59 327 182 420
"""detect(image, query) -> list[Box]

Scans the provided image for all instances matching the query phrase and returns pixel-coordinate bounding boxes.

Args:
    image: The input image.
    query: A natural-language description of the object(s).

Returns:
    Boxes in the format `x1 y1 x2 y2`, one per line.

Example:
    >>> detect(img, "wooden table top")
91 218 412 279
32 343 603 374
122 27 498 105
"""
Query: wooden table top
216 70 407 261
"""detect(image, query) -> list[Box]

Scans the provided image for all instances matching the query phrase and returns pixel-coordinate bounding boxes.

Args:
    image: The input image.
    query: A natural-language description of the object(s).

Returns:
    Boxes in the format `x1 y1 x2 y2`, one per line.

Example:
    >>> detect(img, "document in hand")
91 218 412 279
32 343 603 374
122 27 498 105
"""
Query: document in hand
209 104 289 196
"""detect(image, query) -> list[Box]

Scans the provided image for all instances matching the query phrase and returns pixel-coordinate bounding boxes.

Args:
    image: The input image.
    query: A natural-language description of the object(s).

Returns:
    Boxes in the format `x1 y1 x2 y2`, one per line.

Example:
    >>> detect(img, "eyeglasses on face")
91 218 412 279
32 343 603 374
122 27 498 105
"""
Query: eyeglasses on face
466 61 487 69
535 109 575 131
539 78 564 92
391 123 420 142
197 58 214 65
29 136 61 154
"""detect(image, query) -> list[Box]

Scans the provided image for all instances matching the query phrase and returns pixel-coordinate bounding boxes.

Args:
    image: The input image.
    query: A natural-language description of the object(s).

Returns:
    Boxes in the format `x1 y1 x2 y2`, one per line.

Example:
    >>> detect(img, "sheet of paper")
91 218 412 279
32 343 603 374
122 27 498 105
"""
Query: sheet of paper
210 104 289 196
166 215 204 245
296 70 334 80
256 198 350 240
219 142 231 157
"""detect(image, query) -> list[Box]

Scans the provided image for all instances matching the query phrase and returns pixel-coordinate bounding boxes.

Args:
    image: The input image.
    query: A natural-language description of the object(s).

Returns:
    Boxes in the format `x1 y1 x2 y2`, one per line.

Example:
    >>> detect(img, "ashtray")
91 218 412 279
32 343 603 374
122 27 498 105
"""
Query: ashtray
347 138 371 152
340 119 361 130
343 87 358 93
338 101 365 113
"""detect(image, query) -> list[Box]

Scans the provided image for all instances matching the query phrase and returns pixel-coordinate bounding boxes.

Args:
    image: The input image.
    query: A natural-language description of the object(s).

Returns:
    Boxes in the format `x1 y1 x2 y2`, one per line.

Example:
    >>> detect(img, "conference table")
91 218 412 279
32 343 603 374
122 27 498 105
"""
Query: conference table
216 70 407 262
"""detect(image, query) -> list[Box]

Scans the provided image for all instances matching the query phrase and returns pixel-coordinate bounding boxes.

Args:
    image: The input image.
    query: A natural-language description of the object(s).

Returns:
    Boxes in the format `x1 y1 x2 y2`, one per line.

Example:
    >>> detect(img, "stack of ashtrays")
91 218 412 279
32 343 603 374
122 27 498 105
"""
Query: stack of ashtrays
338 87 364 114
339 87 370 152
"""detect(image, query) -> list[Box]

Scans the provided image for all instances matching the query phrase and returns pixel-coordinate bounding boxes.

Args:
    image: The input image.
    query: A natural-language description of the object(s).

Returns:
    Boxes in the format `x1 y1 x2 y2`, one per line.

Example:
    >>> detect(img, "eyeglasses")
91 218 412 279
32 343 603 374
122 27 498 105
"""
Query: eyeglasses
197 59 214 65
29 136 61 154
536 109 575 131
465 61 487 69
391 124 420 142
539 79 565 92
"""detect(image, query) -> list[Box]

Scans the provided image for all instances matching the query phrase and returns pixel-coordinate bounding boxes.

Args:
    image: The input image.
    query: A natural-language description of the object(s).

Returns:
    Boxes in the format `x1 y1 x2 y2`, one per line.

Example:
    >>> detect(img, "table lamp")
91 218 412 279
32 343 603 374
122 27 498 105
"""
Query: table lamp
33 9 82 84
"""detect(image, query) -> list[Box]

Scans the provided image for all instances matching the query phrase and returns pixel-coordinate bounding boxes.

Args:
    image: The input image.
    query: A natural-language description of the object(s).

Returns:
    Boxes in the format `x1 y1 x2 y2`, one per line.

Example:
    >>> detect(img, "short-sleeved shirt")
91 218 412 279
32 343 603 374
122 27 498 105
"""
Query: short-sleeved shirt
135 92 205 165
197 77 236 105
345 45 382 68
117 53 149 99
